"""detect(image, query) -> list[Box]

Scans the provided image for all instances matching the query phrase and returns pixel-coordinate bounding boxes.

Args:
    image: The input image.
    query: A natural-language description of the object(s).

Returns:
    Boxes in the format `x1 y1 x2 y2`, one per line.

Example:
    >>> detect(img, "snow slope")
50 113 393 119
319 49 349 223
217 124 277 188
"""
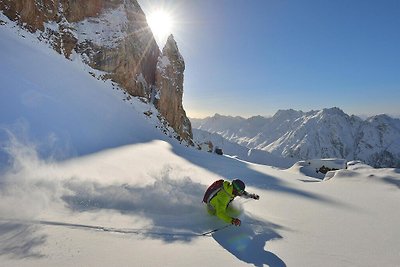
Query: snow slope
0 13 170 166
193 128 296 169
1 134 399 266
1 14 400 267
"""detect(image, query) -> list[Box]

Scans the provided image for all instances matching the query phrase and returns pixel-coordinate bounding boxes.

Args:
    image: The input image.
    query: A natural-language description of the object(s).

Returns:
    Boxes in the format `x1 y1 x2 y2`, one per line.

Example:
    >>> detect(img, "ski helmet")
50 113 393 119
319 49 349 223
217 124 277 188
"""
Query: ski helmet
232 179 245 194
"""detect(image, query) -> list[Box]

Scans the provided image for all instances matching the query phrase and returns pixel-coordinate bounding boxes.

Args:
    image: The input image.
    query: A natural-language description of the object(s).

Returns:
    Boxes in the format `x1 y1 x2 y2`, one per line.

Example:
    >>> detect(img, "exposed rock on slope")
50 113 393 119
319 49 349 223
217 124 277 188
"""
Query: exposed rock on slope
155 35 192 142
0 0 192 142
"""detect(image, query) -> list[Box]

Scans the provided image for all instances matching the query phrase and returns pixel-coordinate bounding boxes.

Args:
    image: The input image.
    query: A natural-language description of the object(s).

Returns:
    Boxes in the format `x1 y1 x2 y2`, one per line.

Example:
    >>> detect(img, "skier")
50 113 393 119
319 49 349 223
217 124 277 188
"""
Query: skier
203 179 259 226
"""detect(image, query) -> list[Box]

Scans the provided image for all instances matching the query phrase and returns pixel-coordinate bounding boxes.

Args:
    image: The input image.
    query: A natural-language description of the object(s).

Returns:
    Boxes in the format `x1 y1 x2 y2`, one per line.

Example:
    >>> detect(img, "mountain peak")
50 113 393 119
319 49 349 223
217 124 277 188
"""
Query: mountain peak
164 34 177 50
162 34 184 65
272 109 304 121
368 114 392 121
155 31 191 142
166 34 176 43
320 107 346 116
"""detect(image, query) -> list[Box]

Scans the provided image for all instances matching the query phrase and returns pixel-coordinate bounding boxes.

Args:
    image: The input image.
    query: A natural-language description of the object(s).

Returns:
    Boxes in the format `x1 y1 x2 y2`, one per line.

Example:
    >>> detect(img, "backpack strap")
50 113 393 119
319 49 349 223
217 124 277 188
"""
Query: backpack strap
206 186 223 204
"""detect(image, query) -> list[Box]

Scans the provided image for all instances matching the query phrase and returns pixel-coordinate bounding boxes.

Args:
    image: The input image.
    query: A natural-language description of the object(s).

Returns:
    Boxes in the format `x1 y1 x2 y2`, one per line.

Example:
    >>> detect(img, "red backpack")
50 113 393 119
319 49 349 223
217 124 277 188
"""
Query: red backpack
202 179 224 203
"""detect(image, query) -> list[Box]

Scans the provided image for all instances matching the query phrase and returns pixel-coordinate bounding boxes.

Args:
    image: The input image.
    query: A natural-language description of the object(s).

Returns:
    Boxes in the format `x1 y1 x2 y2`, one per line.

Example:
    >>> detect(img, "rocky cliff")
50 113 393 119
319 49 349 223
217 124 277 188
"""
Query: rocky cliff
155 35 192 142
0 0 192 142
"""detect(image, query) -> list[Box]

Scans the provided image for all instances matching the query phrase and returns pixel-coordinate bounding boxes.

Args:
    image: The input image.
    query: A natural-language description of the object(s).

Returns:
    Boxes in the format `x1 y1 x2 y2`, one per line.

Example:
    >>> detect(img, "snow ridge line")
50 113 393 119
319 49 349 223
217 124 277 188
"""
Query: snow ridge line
0 219 217 237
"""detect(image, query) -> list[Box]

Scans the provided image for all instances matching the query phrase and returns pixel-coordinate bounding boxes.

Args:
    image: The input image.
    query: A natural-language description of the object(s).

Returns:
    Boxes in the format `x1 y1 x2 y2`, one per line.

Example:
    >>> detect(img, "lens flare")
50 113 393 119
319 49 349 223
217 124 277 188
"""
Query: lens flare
147 10 174 45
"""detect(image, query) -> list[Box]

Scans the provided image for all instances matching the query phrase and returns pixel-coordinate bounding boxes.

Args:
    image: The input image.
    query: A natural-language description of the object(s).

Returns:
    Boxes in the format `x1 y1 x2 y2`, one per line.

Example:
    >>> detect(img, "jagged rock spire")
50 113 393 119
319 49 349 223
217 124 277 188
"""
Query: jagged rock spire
155 34 193 142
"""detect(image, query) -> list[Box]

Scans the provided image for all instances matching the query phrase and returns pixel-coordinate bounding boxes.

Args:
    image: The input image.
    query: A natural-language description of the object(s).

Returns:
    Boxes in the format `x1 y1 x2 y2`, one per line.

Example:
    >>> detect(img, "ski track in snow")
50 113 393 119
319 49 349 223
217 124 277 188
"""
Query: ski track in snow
0 219 212 238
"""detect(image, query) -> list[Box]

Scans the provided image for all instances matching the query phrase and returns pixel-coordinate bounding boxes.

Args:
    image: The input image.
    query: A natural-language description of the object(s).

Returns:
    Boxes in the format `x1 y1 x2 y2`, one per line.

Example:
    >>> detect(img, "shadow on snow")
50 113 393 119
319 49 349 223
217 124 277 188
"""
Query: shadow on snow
171 143 348 207
0 137 352 263
212 214 286 267
0 222 46 259
60 174 287 266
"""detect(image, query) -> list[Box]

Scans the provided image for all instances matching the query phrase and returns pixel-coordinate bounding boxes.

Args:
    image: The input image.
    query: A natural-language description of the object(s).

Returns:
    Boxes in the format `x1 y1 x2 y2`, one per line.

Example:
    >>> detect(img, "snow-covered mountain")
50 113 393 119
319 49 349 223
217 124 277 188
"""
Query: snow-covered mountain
1 3 400 267
192 108 400 168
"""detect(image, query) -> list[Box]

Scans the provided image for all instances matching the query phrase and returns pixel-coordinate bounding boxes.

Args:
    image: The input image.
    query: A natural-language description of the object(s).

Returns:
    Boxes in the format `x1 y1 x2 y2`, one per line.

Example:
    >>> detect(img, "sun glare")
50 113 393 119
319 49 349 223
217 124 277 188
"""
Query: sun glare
147 10 174 45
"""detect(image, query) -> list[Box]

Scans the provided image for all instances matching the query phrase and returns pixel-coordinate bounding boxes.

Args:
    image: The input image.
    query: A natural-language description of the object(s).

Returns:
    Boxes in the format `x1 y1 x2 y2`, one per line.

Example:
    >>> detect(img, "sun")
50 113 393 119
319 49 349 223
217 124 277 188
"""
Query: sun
147 9 174 45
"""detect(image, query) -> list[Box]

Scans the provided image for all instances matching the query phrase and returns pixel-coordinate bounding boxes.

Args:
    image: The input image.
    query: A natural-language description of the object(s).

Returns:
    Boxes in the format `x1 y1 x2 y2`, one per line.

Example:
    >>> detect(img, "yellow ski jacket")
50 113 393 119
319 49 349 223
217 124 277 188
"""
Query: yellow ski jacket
209 181 236 223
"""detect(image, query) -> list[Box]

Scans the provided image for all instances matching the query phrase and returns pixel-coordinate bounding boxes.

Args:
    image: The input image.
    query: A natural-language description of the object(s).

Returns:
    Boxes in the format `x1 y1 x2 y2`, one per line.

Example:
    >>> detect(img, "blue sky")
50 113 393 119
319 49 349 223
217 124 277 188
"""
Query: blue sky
139 0 400 118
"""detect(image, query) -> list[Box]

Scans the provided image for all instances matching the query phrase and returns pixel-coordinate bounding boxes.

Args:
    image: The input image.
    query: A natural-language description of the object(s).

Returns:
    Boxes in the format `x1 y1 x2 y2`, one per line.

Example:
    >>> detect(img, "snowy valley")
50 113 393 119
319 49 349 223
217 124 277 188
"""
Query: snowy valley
1 3 400 267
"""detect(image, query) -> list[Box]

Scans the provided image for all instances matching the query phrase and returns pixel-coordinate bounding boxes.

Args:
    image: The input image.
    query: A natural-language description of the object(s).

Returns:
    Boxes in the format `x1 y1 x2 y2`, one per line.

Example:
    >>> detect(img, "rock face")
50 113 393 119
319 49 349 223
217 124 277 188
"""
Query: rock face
0 0 193 142
0 0 108 31
155 35 192 142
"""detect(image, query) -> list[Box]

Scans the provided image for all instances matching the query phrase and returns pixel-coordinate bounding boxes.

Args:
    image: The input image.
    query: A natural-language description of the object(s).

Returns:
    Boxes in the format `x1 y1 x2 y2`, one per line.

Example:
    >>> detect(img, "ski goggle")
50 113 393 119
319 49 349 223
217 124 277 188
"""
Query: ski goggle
232 182 244 195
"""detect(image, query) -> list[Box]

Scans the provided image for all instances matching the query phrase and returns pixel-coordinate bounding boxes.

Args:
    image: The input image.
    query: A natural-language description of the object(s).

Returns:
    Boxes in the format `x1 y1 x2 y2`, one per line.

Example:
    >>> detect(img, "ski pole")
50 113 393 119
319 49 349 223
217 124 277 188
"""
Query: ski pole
201 224 231 236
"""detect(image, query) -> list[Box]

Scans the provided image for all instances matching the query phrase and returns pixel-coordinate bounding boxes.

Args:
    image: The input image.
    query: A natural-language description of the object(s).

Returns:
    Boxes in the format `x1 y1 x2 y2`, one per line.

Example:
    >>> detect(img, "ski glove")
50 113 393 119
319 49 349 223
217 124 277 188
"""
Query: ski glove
231 218 241 226
250 193 260 200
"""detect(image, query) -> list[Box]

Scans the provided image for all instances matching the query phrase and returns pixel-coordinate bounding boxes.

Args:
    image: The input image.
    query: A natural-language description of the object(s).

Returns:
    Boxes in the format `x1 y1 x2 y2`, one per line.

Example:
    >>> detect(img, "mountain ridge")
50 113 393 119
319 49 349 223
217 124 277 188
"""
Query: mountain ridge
192 107 400 168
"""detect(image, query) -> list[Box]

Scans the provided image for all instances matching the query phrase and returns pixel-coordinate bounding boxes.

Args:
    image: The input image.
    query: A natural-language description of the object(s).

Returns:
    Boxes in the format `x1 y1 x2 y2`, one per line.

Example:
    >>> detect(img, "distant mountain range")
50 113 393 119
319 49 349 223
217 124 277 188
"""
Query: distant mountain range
191 108 400 168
